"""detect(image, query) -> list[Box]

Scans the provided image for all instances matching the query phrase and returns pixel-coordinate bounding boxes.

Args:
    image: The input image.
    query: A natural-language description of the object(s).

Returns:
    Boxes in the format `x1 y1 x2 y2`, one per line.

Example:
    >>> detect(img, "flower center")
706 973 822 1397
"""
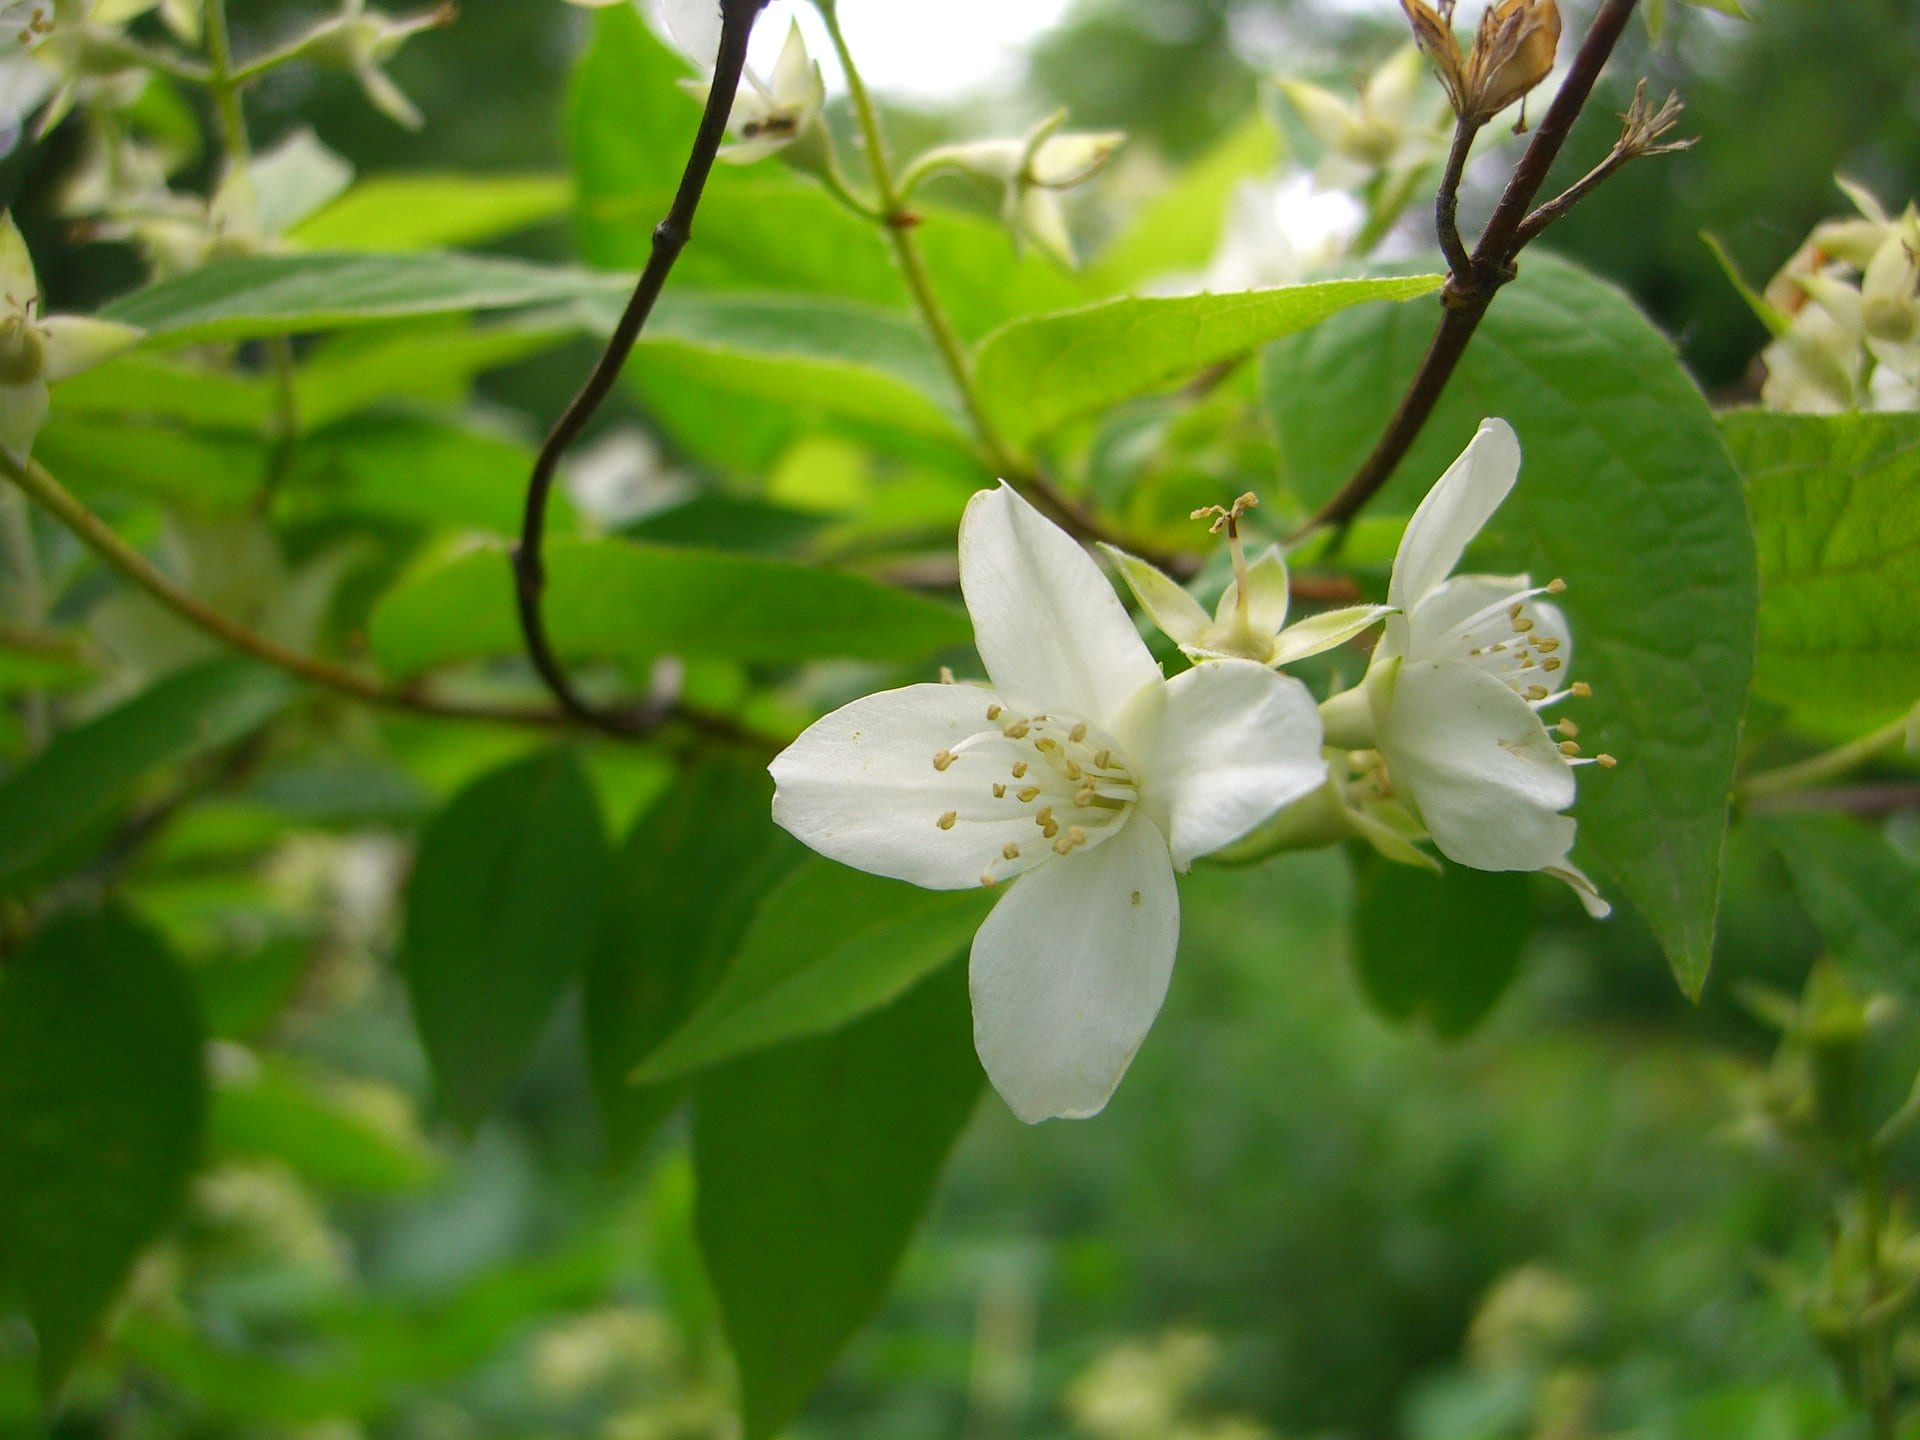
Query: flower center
930 702 1139 888
1447 577 1570 704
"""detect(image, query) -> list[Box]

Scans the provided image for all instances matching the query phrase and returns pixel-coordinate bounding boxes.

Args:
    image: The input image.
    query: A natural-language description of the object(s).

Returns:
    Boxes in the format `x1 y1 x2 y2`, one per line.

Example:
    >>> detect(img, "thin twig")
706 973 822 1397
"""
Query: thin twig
1434 117 1482 279
1297 0 1647 537
1739 710 1916 801
0 450 777 750
515 0 770 735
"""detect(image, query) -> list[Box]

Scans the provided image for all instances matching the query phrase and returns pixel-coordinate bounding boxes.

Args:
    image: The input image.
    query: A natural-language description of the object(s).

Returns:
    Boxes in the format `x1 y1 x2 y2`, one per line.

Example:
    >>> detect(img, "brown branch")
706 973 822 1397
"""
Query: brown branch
515 0 770 736
1297 0 1650 537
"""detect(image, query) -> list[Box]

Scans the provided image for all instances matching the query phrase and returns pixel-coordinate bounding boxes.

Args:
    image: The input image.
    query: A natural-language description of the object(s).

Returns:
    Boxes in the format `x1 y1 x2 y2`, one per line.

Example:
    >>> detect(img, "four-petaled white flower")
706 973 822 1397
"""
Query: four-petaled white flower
676 17 825 165
0 211 142 464
1277 46 1443 191
905 116 1125 269
1319 418 1611 913
769 484 1328 1123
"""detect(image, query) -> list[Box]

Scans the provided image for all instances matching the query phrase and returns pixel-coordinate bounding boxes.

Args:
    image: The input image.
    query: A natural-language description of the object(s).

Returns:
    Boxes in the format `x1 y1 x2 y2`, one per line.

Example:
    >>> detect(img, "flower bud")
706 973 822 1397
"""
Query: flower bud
1465 0 1560 122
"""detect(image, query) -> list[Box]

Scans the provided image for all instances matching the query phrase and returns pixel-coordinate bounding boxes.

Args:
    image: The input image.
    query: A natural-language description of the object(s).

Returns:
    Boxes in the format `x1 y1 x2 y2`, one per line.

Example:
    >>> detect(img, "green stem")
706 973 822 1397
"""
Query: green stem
0 450 568 728
205 0 303 500
813 0 1162 559
1739 710 1917 801
0 488 49 749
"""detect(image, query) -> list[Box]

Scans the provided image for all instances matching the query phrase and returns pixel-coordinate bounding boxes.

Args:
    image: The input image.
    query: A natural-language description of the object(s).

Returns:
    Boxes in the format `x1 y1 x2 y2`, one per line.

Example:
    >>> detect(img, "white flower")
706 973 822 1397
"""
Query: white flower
1102 493 1393 668
675 17 824 165
905 115 1124 268
769 484 1327 1123
1198 175 1362 292
1319 419 1610 914
0 210 141 462
1277 46 1443 191
289 0 453 130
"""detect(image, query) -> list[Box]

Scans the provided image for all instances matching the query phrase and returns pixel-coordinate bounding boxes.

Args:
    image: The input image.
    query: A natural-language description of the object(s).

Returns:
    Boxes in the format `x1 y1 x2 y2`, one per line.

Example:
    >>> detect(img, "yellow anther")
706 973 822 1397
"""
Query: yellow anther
1572 681 1592 698
1534 637 1560 652
1017 786 1041 803
1042 821 1059 839
1512 617 1536 633
1002 841 1021 861
1003 720 1030 739
980 870 998 888
1035 806 1055 827
1596 753 1618 768
1508 603 1524 619
937 810 957 829
1490 642 1508 653
1558 740 1581 757
992 783 1007 799
1069 722 1088 742
1067 825 1087 845
1075 787 1095 807
939 666 956 684
1557 719 1580 738
932 750 956 771
1541 657 1561 671
1094 749 1112 770
1011 761 1029 779
986 704 1003 721
1546 577 1567 593
1035 737 1058 753
1526 684 1550 701
1065 760 1083 780
1053 835 1074 854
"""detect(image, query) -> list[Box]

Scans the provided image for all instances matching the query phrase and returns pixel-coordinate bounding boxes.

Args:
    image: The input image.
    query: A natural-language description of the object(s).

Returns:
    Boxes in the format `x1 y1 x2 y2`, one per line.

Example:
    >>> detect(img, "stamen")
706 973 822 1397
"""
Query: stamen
1526 685 1550 701
1035 737 1058 753
1065 760 1083 780
986 704 1003 721
1541 657 1561 671
1596 753 1618 768
992 783 1007 799
1003 842 1021 860
1017 786 1041 803
1556 719 1580 738
1572 682 1592 698
1069 722 1088 742
1546 577 1567 593
1558 740 1581 757
1075 787 1095 807
1034 806 1055 828
1508 603 1524 620
1095 749 1112 770
1512 617 1536 633
1011 761 1029 778
937 811 957 829
980 870 998 888
932 750 956 771
1003 719 1030 739
1533 637 1560 652
939 666 956 684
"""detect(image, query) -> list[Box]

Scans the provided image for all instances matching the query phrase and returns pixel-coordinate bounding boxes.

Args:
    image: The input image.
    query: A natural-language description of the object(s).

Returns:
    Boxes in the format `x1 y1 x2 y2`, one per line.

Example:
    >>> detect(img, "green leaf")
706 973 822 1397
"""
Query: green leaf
1723 410 1920 736
209 1057 441 1194
1351 854 1534 1038
291 410 543 534
56 354 273 430
1262 253 1758 998
694 963 980 1440
101 252 626 347
585 758 798 1163
37 414 267 511
368 537 971 677
1758 815 1920 1001
977 276 1442 449
0 905 206 1398
638 858 993 1083
0 659 291 886
286 173 570 252
400 748 611 1129
294 319 574 429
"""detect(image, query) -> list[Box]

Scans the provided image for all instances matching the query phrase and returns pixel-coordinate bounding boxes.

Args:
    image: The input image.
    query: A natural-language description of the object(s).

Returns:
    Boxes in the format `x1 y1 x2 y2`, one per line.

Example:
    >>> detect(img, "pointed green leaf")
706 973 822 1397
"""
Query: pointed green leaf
0 906 207 1399
1351 854 1534 1038
1263 254 1758 998
400 748 611 1128
585 758 799 1163
638 858 994 1083
286 173 570 252
694 963 980 1440
1724 410 1920 737
0 659 291 886
368 538 970 677
977 275 1442 449
1759 815 1920 1001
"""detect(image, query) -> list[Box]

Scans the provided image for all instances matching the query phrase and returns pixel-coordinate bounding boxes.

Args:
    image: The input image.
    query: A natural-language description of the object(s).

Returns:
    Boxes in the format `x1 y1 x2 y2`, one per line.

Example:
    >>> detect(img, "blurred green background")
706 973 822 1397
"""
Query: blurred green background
5 1 1917 1436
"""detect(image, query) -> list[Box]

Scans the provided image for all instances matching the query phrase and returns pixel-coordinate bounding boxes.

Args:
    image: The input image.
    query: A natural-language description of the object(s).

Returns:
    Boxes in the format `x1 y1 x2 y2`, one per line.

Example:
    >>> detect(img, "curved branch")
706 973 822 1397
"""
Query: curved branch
514 0 771 735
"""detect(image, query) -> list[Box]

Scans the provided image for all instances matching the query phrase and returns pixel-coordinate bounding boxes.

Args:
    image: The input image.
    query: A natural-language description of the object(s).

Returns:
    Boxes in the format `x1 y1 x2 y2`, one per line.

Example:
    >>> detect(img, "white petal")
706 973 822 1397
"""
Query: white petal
1278 79 1355 155
1027 130 1123 188
1388 417 1521 619
1269 603 1396 665
1216 544 1290 636
39 316 141 381
0 376 47 462
1380 659 1576 873
1121 659 1327 869
969 813 1177 1123
1406 573 1526 657
1546 860 1611 919
1364 45 1427 127
659 0 721 66
1014 186 1077 267
959 484 1160 724
770 682 1039 890
0 211 34 299
355 62 422 130
1101 543 1210 648
769 18 817 110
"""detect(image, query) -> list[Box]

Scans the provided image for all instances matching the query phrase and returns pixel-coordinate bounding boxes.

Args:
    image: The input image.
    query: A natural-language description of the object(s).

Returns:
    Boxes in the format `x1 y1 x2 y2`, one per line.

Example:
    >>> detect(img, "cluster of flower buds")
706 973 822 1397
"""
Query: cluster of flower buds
1752 178 1920 413
1400 0 1561 127
282 0 455 131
